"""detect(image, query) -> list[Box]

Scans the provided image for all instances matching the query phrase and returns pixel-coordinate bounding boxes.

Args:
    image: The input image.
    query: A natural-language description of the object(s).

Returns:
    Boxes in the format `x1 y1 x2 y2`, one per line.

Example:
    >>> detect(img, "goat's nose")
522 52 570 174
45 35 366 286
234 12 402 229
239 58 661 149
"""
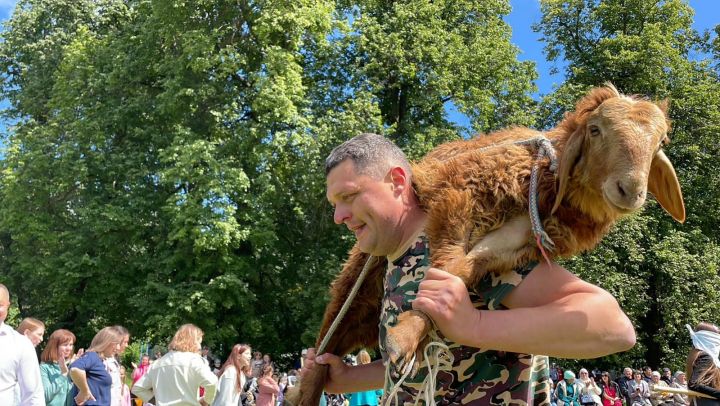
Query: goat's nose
616 179 645 200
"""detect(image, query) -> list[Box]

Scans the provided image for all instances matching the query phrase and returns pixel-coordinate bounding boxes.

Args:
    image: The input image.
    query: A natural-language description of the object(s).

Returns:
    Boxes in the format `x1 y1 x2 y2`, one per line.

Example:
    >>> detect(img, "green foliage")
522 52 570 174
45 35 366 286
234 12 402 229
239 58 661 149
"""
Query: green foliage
0 0 718 373
0 0 535 359
120 341 143 370
536 0 720 369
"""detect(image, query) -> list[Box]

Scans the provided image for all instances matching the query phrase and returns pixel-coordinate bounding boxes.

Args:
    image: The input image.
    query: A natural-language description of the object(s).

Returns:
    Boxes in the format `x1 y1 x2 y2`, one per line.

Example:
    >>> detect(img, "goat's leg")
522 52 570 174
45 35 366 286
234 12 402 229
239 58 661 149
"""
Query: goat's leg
383 241 469 378
286 251 385 406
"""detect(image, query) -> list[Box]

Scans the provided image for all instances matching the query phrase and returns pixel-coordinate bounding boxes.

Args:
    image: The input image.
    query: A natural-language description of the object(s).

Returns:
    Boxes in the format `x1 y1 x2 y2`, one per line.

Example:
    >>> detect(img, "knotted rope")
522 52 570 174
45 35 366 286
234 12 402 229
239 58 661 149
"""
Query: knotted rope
382 329 454 406
517 136 558 263
460 135 559 260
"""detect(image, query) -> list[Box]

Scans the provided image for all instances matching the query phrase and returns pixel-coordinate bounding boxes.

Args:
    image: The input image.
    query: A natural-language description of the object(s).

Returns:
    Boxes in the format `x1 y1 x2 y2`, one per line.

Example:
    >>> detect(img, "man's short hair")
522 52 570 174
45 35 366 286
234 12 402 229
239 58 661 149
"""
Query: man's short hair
325 133 411 178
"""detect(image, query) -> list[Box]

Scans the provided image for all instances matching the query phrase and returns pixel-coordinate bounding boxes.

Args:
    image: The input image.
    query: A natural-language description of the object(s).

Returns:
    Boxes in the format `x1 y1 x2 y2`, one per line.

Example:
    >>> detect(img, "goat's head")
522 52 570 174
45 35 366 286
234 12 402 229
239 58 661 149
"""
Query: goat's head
552 84 685 223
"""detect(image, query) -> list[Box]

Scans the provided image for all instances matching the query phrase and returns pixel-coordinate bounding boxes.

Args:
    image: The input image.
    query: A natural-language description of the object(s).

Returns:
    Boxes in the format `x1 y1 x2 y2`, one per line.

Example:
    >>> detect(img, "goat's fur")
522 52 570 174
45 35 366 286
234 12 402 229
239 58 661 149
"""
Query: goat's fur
286 84 685 405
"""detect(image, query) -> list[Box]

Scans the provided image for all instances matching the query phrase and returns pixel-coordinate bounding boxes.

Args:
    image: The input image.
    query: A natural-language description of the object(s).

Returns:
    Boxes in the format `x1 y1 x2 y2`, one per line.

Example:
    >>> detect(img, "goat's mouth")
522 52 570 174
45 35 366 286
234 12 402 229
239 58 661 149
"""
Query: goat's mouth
603 191 642 215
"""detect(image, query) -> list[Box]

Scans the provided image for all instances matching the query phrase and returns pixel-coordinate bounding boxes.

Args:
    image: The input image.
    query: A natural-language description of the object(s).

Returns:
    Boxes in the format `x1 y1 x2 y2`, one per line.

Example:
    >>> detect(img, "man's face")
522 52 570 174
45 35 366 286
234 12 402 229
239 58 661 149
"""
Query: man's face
0 289 9 324
625 368 633 378
327 160 406 256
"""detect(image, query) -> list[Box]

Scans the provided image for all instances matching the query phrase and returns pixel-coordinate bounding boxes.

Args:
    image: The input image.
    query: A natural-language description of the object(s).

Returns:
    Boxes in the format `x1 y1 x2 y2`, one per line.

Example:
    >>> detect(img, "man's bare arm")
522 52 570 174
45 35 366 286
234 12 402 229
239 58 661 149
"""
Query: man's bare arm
303 349 385 393
413 262 635 358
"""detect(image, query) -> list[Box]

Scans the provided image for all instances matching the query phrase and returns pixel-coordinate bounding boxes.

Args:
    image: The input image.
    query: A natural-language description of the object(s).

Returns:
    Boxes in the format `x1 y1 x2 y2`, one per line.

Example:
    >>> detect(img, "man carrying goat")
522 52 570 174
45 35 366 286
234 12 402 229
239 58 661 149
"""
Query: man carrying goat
300 132 636 405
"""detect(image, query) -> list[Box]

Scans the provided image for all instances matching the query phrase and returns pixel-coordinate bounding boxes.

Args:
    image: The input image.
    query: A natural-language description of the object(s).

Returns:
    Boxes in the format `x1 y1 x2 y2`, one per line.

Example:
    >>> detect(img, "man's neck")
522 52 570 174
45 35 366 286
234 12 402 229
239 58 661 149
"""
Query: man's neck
387 211 427 262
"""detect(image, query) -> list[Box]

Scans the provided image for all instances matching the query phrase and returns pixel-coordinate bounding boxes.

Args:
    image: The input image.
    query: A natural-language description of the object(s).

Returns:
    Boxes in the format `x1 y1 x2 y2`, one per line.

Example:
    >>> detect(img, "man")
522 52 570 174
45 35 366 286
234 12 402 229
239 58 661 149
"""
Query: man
0 284 44 406
643 366 654 383
661 367 673 385
304 133 636 403
617 367 634 405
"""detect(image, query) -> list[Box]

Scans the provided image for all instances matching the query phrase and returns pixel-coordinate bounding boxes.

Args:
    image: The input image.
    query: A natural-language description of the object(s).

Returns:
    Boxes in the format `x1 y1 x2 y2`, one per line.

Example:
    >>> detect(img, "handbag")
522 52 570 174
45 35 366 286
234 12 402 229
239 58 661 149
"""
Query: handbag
580 393 595 404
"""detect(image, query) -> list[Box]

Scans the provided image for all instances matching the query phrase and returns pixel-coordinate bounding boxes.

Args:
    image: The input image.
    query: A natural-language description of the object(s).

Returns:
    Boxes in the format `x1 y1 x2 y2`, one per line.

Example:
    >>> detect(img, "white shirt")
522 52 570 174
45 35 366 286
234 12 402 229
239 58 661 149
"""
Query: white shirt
0 323 44 406
132 350 218 406
211 365 244 406
104 356 122 406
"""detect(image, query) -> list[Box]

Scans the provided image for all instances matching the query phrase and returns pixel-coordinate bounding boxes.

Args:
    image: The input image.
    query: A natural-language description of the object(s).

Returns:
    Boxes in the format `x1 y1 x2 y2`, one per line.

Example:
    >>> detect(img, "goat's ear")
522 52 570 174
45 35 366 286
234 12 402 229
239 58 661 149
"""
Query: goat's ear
552 128 585 214
648 149 685 223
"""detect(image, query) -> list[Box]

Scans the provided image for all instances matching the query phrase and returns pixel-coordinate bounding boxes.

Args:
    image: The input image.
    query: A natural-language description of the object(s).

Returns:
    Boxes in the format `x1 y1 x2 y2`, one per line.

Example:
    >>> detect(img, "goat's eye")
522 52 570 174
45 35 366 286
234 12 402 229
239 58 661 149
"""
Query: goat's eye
589 125 601 137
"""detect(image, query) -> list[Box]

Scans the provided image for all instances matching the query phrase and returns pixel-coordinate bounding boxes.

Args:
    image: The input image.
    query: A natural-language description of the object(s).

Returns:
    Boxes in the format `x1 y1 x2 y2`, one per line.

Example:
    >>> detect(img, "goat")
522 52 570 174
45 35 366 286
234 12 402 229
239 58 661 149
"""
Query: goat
286 84 685 405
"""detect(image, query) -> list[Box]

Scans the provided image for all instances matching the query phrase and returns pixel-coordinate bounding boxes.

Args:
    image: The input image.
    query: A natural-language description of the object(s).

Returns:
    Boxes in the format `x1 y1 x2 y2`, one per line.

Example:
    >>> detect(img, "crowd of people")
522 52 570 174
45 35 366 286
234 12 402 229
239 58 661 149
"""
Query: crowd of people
548 321 720 406
550 366 690 406
1 279 381 406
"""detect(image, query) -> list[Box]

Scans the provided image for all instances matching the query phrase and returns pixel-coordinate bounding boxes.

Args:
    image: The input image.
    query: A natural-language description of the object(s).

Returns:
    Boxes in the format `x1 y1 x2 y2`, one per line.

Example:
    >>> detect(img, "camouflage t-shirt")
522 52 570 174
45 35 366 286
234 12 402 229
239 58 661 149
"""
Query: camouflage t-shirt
379 233 551 405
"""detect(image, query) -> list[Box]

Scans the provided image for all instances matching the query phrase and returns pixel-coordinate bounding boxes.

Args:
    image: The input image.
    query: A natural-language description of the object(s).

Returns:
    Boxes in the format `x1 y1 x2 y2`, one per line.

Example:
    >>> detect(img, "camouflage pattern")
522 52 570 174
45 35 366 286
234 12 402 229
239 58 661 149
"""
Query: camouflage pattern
379 233 551 405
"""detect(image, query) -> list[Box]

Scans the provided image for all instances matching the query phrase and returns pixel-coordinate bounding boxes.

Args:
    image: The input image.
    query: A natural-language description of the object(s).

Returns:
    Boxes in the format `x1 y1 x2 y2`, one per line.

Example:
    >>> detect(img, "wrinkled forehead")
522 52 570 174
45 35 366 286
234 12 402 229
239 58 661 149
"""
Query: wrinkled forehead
593 98 668 141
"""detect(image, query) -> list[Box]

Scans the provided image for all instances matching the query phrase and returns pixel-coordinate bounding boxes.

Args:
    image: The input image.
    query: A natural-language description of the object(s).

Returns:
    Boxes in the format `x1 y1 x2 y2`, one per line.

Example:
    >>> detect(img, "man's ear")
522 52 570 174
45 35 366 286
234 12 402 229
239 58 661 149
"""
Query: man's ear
388 166 409 191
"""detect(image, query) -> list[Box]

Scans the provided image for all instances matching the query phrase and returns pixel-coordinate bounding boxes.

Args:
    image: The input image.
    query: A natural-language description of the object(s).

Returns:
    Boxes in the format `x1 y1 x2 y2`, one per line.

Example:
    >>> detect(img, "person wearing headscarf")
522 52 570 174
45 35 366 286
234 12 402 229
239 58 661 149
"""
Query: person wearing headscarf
686 322 720 406
556 371 582 406
578 368 602 405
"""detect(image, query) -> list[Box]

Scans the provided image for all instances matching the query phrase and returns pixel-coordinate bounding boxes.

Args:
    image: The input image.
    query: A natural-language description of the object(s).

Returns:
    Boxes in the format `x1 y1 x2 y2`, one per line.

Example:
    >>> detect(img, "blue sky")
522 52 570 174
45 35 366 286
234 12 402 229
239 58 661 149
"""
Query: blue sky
0 0 717 134
506 0 718 96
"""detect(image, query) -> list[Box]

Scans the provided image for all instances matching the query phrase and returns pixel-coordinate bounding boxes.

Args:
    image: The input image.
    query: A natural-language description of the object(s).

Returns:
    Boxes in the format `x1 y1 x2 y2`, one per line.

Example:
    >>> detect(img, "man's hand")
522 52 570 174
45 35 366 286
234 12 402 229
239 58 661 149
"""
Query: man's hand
300 348 350 393
411 268 481 346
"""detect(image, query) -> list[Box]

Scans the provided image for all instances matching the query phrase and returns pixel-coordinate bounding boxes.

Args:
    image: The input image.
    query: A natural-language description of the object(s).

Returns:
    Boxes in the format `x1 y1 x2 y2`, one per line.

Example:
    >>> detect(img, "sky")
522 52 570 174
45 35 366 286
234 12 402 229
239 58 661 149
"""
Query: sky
505 0 718 96
0 0 717 134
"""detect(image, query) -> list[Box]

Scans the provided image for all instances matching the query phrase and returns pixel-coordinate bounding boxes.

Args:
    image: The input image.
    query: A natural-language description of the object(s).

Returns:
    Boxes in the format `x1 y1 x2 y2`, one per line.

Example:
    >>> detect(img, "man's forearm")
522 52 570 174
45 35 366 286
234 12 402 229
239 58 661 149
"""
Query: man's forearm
326 360 385 393
466 291 635 358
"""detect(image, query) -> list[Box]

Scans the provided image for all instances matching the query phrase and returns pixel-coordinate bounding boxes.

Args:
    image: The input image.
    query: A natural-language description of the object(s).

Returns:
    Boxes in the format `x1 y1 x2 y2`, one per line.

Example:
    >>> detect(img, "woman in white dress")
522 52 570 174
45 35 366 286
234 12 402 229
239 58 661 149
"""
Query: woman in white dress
213 344 252 406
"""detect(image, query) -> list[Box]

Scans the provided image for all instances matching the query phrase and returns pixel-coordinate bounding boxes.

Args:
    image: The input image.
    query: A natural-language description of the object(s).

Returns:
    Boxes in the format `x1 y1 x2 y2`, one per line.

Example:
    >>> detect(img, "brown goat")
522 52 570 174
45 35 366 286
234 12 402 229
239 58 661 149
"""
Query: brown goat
286 84 685 405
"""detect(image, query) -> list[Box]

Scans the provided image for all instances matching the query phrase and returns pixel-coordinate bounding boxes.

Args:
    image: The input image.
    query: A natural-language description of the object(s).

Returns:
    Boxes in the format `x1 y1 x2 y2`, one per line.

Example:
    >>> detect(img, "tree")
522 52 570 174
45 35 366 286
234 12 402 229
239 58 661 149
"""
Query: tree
535 0 720 369
0 0 537 361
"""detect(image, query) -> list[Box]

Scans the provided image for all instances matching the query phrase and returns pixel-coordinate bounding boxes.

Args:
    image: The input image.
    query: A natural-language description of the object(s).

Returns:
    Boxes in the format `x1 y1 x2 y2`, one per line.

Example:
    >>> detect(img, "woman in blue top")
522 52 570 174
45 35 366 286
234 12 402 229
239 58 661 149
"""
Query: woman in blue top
345 350 383 406
69 326 122 406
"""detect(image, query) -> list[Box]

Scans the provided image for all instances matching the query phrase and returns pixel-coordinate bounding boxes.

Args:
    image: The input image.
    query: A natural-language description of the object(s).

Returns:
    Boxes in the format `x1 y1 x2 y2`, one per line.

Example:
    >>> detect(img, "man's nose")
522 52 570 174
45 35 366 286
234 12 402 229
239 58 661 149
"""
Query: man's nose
334 205 350 225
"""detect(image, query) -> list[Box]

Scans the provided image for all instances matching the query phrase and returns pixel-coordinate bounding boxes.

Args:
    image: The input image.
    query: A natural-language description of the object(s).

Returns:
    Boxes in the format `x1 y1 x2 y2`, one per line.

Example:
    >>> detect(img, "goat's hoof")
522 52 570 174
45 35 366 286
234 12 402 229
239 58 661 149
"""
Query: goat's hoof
385 310 432 378
386 330 426 378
